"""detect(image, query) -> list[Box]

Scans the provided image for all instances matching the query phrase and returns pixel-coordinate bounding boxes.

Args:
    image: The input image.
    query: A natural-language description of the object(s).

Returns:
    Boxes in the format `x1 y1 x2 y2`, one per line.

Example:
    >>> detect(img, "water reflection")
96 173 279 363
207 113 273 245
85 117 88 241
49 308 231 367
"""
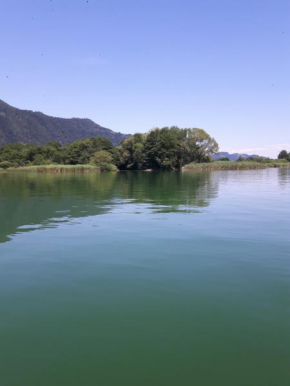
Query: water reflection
278 167 290 187
0 171 219 243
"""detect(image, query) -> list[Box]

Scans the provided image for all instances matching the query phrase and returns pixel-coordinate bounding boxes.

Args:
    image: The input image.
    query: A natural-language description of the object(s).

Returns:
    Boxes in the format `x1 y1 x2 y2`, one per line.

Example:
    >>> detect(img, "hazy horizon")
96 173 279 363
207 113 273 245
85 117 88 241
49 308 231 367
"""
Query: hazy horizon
1 0 289 157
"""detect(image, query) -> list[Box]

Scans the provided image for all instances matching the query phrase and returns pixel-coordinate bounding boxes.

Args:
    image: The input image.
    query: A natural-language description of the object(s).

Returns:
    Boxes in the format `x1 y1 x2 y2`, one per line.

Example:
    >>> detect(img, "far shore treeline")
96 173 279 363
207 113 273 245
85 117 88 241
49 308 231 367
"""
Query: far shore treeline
0 127 289 171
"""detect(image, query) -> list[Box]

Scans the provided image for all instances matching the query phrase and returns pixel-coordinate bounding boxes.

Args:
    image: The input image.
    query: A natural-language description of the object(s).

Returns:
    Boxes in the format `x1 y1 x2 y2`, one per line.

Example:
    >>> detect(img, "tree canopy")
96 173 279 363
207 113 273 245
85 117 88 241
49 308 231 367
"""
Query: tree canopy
0 127 220 170
278 150 290 161
0 137 115 168
117 127 219 170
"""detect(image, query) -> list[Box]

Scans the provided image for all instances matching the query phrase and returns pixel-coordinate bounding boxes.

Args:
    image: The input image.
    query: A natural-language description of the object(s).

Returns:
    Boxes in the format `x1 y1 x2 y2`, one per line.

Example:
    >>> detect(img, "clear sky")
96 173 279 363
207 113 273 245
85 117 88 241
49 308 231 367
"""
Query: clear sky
1 0 289 157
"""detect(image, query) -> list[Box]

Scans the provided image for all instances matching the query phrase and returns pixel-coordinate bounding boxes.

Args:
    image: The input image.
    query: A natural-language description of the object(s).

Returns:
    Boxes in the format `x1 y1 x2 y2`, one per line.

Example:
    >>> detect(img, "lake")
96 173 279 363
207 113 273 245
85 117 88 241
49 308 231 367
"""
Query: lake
0 169 289 385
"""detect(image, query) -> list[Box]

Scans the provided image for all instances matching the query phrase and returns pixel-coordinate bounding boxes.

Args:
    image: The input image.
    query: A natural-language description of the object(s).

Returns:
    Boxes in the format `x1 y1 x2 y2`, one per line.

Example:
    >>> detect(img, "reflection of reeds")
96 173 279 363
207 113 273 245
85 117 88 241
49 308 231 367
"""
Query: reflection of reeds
8 165 101 173
183 160 290 171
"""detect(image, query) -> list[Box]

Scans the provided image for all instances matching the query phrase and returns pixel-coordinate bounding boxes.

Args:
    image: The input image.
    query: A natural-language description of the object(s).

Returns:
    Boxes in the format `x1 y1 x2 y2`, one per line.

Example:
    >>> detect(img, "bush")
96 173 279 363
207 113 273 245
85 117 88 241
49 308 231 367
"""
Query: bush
0 161 12 169
278 150 289 161
90 150 116 171
90 150 112 164
100 163 118 172
32 154 47 165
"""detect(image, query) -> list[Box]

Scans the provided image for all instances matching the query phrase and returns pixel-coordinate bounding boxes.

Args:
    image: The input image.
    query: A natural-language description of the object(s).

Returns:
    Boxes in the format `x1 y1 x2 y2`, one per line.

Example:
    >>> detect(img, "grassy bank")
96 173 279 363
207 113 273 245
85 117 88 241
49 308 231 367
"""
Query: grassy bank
183 160 290 171
7 165 101 173
2 160 289 174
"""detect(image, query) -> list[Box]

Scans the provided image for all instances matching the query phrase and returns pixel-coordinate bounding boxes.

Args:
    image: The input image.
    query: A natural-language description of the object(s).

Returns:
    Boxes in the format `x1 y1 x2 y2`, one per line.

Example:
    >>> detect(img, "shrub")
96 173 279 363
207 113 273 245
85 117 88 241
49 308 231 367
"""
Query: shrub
0 161 12 169
90 150 116 171
32 154 47 165
278 150 289 161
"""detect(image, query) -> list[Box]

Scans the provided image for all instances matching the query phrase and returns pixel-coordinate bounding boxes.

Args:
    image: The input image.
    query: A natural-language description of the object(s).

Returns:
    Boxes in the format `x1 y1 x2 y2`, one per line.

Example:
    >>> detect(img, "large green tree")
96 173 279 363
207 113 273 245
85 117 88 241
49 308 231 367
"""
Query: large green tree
144 127 187 170
185 128 219 163
116 127 219 170
278 150 290 161
116 134 147 170
61 137 115 165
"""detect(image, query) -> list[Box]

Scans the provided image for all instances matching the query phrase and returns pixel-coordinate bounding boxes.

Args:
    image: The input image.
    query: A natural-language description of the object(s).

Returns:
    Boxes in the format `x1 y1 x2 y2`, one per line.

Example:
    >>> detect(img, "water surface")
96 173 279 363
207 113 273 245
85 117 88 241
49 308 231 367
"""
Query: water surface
0 169 289 385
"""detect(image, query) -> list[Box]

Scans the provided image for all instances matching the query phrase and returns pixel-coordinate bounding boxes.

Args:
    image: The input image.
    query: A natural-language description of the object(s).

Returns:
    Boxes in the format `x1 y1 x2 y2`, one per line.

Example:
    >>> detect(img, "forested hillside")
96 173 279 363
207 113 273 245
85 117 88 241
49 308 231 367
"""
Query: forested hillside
0 100 129 146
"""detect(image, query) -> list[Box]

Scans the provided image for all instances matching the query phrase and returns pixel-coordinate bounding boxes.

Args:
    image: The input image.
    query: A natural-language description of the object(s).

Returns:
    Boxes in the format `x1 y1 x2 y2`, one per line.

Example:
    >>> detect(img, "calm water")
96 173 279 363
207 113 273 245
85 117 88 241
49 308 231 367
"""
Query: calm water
0 169 289 385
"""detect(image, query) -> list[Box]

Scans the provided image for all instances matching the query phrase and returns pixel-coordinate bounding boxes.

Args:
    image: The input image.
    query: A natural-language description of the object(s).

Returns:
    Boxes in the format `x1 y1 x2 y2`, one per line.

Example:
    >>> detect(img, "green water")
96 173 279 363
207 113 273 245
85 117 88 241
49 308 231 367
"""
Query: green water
0 169 289 385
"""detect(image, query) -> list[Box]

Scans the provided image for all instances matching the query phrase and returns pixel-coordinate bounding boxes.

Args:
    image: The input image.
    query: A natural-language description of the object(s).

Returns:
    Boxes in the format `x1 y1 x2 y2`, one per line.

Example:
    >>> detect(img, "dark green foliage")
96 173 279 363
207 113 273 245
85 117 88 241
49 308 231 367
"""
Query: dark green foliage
278 150 290 161
62 137 114 165
116 133 147 170
90 150 117 171
0 99 129 146
219 157 230 161
0 137 115 167
144 127 187 170
0 161 12 169
0 127 219 171
246 156 268 163
116 127 219 170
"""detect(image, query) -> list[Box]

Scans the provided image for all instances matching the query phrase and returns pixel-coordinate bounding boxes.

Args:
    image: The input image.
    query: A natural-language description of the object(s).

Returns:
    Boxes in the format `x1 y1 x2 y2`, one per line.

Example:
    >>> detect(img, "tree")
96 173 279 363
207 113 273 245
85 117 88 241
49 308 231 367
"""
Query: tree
143 127 187 170
116 127 219 170
0 161 12 169
90 150 115 171
46 141 62 149
62 137 115 165
116 134 147 170
0 129 220 170
278 150 289 161
33 154 47 165
185 128 219 163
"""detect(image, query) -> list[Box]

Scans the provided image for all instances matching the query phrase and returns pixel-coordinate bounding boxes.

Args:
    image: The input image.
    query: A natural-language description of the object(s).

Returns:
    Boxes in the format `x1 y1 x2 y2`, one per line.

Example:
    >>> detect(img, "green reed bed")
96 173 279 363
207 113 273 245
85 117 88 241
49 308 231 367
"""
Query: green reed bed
183 160 290 171
8 165 101 173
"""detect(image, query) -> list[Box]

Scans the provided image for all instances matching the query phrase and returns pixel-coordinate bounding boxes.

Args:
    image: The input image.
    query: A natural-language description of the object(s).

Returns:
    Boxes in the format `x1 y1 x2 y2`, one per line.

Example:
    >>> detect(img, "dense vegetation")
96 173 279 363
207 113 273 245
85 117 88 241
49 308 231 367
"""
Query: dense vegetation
0 137 116 171
116 127 218 170
0 127 219 171
0 125 289 172
278 150 290 162
11 165 102 173
0 99 129 146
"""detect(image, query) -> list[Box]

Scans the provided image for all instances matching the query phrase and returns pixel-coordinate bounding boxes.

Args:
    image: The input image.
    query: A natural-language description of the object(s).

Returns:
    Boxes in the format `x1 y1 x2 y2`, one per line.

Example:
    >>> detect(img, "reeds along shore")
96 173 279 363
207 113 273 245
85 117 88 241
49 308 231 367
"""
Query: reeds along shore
182 160 290 171
7 165 101 173
1 160 290 173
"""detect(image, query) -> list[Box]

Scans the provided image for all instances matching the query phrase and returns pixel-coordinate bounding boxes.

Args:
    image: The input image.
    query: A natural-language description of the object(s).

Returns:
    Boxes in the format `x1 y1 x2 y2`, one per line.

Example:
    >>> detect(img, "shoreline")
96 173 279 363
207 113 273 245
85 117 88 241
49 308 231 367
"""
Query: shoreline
5 165 101 173
182 161 290 172
182 165 290 172
1 161 290 174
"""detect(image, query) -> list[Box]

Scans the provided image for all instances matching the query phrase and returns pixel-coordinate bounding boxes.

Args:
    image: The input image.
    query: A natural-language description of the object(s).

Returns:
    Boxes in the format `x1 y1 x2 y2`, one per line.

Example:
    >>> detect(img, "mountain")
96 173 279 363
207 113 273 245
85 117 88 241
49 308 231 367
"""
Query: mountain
212 152 260 161
0 100 129 146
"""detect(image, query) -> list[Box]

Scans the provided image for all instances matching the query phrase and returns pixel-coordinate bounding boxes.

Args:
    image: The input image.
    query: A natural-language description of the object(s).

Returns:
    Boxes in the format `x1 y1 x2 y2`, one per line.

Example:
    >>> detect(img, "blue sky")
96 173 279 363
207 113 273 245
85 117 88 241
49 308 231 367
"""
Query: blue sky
1 0 289 157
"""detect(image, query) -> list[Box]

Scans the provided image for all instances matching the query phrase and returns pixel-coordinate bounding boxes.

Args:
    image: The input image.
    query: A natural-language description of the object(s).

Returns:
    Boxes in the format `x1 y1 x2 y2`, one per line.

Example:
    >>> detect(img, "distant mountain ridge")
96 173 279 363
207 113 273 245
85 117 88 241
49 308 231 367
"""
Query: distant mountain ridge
0 100 130 146
212 152 261 161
